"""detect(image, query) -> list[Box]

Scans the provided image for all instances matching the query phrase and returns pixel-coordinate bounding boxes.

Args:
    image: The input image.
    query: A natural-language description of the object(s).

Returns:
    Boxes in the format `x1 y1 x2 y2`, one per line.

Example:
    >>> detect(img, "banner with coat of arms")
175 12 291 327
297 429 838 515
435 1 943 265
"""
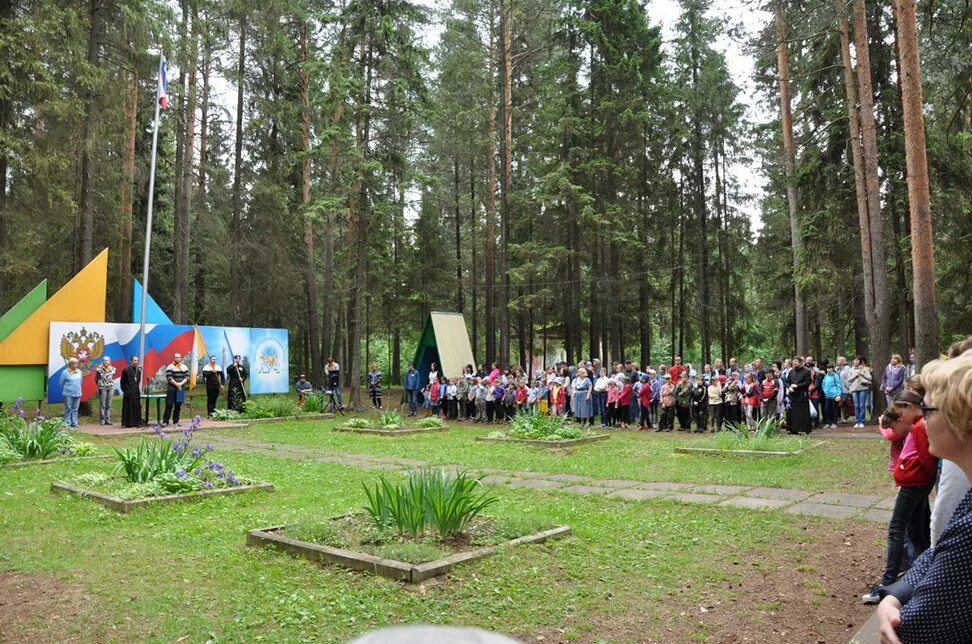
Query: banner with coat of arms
47 322 288 403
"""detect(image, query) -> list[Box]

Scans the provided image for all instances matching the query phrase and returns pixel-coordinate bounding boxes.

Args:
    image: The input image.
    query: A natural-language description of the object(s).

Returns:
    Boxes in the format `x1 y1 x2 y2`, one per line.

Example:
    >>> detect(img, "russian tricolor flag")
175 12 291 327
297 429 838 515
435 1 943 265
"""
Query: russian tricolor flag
158 58 169 109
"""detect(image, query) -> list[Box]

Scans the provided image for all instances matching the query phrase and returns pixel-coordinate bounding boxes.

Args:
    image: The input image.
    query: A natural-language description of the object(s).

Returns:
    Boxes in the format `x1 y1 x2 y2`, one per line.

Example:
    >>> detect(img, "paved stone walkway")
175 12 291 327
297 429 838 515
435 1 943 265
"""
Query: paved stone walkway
204 434 897 524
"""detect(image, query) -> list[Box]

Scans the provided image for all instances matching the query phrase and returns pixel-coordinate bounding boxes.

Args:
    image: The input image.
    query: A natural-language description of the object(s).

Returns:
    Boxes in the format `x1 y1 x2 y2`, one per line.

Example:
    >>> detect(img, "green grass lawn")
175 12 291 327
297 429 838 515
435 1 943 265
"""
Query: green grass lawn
0 418 891 642
215 419 893 494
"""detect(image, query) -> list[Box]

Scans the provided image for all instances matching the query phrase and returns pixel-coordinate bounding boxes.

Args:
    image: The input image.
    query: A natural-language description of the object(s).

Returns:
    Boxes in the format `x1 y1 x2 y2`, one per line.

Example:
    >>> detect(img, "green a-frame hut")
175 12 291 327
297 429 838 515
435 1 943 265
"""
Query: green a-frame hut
411 312 476 388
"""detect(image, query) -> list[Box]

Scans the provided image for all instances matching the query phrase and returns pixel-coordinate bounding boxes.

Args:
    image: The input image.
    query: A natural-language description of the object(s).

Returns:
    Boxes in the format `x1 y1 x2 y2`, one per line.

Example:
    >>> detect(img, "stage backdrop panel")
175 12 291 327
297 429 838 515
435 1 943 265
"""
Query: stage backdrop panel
47 322 194 403
248 328 289 394
48 323 289 403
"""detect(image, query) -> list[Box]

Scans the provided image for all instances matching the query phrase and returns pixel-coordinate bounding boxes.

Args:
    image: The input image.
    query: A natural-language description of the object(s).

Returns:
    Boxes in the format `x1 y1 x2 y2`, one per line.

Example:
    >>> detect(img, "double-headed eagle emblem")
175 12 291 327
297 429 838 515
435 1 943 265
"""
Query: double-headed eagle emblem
59 327 105 375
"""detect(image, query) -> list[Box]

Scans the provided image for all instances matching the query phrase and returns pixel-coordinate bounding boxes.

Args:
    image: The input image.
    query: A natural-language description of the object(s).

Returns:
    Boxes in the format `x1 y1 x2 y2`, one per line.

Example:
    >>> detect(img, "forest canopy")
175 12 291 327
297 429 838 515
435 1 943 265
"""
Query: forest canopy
0 0 969 399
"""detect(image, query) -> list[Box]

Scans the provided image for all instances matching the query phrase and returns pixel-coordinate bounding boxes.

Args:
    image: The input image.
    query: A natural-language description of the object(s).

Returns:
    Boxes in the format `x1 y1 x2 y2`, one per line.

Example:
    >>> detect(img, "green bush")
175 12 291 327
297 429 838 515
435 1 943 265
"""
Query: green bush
363 469 498 538
416 416 444 429
211 409 242 421
302 392 326 413
377 410 404 429
0 416 73 460
341 417 371 429
505 411 583 440
0 442 23 464
114 438 207 484
243 397 301 419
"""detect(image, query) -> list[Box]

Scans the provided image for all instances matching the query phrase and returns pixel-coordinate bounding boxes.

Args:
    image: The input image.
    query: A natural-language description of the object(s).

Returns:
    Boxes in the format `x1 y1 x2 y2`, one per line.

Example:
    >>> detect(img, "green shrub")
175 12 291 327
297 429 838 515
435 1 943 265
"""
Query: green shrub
377 410 404 429
376 541 450 564
363 469 497 538
0 416 73 460
114 437 207 483
505 411 583 440
211 409 242 421
416 416 444 429
243 397 300 419
341 417 371 429
72 472 112 487
0 442 23 464
302 392 326 414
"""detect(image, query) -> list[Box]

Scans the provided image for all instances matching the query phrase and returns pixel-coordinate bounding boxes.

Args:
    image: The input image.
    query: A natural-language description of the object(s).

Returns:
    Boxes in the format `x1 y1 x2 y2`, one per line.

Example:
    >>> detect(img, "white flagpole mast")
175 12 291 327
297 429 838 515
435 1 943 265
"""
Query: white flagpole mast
138 53 164 392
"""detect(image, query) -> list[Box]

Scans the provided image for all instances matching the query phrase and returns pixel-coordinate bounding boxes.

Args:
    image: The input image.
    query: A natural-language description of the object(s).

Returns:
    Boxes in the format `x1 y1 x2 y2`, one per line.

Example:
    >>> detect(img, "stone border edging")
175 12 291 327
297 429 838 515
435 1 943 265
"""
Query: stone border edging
475 434 610 447
673 440 824 457
246 521 571 583
1 454 111 469
333 426 449 436
51 480 274 513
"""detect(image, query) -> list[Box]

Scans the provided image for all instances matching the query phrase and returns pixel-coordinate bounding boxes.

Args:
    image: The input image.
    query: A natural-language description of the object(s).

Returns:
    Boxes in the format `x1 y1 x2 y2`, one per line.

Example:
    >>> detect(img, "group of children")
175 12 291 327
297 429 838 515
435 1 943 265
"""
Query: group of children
421 376 564 423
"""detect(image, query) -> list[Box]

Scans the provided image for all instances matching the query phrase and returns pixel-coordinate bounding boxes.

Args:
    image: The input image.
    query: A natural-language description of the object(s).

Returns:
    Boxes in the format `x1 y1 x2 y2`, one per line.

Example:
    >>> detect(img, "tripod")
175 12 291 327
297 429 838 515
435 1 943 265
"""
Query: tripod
320 387 345 415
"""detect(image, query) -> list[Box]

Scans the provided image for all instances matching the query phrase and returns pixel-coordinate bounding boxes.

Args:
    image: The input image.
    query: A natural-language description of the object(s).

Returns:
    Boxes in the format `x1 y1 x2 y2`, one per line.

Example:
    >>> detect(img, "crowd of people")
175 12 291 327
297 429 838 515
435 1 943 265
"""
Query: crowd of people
392 352 920 435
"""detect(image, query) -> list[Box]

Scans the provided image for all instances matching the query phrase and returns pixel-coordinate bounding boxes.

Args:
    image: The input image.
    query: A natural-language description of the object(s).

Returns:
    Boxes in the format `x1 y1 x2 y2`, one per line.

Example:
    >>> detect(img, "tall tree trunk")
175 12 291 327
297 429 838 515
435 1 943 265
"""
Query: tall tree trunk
775 2 807 354
194 33 211 321
893 0 938 366
299 20 322 387
174 2 198 323
347 38 374 408
689 8 711 365
719 138 733 360
230 14 246 325
454 159 463 312
0 0 11 301
117 68 138 322
470 159 478 362
852 0 891 371
713 134 726 361
485 102 498 365
498 0 513 367
78 0 103 269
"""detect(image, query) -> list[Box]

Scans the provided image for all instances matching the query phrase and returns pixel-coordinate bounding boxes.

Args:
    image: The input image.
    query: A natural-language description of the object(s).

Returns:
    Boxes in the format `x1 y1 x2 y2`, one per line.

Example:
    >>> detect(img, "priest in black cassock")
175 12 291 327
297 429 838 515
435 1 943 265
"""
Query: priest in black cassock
119 357 143 428
786 356 812 435
226 355 248 412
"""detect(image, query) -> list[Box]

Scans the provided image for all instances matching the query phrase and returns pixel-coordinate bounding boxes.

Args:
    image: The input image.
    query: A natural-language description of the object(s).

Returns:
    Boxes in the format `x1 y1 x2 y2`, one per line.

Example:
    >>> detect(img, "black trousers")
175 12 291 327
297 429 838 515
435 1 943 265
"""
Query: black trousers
639 404 652 427
486 401 495 422
163 388 182 424
660 406 675 429
693 404 707 431
206 385 220 416
676 404 691 429
881 484 933 585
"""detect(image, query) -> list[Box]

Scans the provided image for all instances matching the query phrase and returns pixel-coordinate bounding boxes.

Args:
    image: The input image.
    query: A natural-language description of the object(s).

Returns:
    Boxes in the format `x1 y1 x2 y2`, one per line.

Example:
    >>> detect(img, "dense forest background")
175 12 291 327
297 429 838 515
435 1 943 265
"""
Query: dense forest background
1 0 969 399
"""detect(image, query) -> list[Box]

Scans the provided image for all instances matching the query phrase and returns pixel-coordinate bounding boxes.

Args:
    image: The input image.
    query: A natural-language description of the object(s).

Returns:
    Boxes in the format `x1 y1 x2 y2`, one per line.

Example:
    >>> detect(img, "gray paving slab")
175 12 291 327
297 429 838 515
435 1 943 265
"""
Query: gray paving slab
545 473 595 483
718 496 791 510
668 492 725 504
805 492 883 508
507 478 565 490
611 488 672 501
635 481 694 491
691 484 753 496
592 479 644 489
745 487 812 502
860 508 893 523
481 475 516 484
562 485 615 495
874 496 897 510
786 502 861 519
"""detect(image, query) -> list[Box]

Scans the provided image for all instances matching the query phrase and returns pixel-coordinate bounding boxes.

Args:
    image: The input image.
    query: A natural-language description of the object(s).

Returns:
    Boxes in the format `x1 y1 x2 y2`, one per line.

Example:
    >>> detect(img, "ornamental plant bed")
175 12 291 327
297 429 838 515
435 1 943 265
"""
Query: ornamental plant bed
247 515 570 583
50 415 271 512
479 411 607 445
336 412 447 435
248 468 569 582
51 478 274 513
246 414 334 425
476 434 609 447
674 418 816 456
333 425 449 436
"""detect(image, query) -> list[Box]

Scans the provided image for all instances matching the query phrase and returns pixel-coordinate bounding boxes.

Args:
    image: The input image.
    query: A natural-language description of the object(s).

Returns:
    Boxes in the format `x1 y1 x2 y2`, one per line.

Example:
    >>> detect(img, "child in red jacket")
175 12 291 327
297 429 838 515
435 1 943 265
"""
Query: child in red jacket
617 377 633 429
862 390 938 604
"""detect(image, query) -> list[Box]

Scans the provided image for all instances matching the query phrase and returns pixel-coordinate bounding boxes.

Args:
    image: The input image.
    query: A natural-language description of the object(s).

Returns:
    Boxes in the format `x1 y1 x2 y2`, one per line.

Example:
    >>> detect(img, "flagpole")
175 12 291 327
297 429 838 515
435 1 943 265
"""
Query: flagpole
138 53 164 392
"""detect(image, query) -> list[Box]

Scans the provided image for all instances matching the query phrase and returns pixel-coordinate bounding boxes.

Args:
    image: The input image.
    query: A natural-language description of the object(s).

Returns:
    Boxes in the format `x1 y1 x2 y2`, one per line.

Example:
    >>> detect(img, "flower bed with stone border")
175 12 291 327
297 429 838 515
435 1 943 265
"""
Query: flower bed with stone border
333 425 449 436
476 434 610 447
246 515 570 583
51 479 274 513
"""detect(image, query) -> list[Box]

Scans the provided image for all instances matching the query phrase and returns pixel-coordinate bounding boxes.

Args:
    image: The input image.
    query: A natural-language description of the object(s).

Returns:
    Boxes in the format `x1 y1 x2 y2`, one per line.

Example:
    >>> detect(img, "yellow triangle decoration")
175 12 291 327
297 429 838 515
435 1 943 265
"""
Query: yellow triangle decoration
0 249 108 365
